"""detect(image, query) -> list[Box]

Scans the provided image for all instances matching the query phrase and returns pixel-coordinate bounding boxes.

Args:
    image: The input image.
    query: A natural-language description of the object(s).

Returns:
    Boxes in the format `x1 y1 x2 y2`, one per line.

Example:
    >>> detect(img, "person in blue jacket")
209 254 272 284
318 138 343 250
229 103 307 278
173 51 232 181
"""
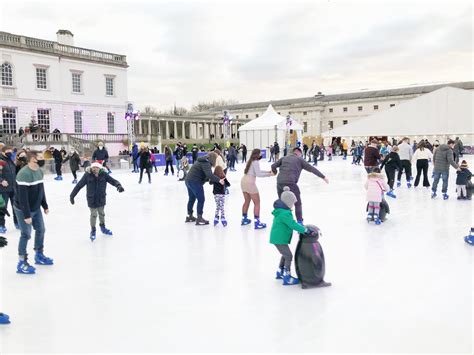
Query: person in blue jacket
130 143 139 173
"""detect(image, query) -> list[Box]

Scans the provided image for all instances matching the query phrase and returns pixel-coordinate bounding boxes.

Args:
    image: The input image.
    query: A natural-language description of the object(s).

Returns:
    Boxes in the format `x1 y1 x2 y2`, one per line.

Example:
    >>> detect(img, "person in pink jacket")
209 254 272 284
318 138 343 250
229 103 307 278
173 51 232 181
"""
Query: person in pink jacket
365 167 389 224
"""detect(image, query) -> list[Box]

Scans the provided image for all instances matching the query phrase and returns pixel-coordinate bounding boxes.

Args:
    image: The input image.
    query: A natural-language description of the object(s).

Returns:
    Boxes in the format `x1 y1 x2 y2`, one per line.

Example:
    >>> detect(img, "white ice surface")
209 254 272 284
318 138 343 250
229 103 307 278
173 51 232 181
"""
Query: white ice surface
0 156 472 353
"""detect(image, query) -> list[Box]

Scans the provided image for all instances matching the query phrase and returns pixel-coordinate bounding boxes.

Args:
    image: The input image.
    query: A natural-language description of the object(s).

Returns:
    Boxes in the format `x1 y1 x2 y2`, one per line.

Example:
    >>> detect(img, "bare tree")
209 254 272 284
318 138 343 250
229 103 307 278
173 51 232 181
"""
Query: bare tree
191 99 239 112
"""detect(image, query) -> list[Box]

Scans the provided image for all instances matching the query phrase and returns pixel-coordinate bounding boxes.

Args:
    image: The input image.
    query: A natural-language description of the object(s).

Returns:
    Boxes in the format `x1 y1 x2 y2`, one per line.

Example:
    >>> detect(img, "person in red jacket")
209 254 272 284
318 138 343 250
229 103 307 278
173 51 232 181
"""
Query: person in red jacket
364 139 381 173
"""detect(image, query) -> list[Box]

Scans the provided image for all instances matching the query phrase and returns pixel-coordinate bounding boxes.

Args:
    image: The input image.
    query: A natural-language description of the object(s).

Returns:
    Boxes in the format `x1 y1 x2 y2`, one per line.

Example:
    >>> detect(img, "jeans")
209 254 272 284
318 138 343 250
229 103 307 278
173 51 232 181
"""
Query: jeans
432 170 449 194
186 180 205 216
90 206 105 228
14 207 45 257
277 183 302 221
176 159 182 171
0 191 17 226
133 158 139 171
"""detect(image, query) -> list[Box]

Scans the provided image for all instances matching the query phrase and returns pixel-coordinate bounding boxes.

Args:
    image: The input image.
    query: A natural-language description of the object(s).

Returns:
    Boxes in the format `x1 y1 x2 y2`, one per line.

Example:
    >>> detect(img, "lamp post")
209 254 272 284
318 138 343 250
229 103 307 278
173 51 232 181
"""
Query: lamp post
125 103 140 148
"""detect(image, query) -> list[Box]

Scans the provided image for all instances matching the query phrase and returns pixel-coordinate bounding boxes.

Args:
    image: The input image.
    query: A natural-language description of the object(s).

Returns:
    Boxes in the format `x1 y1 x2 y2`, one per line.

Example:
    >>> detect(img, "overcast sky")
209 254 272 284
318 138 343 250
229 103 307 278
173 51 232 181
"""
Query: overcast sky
1 0 472 110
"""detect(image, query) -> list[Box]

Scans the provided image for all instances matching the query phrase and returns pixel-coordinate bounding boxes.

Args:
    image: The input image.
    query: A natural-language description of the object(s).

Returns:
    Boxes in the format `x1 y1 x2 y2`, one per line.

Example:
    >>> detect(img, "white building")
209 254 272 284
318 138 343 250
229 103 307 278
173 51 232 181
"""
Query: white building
205 81 474 139
0 30 128 136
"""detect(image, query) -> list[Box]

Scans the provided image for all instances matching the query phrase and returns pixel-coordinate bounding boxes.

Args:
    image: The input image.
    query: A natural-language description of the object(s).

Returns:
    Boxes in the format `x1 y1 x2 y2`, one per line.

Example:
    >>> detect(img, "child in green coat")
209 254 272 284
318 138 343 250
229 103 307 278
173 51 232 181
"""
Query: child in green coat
270 186 315 285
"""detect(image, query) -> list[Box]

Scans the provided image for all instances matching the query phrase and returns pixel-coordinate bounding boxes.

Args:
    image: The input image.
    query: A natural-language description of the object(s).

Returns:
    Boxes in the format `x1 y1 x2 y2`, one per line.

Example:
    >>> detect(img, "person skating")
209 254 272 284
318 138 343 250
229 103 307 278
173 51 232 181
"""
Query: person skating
0 146 19 232
341 139 349 160
241 149 273 229
164 145 174 176
365 168 390 225
210 166 230 227
431 139 460 200
311 143 320 166
273 142 280 161
412 141 433 188
184 152 224 225
49 146 63 180
14 151 51 274
271 147 328 224
130 143 139 172
456 160 472 200
62 148 81 184
240 144 247 163
174 143 184 172
380 146 402 198
268 145 275 162
303 143 309 161
228 143 237 171
453 137 464 164
92 142 111 174
70 162 124 241
396 137 413 188
364 139 381 173
138 146 152 184
270 186 315 285
191 143 199 164
0 234 10 323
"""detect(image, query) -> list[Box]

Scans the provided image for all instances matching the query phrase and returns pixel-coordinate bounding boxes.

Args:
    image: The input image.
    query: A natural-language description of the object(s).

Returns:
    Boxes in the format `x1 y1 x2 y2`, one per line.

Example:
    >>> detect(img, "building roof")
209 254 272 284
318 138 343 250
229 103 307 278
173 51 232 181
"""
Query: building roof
208 81 474 112
0 31 127 68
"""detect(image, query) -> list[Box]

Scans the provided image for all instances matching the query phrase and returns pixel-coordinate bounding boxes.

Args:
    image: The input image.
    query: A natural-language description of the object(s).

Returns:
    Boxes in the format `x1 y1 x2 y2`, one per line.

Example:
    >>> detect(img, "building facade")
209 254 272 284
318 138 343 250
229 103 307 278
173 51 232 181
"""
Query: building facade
0 30 128 137
205 81 474 138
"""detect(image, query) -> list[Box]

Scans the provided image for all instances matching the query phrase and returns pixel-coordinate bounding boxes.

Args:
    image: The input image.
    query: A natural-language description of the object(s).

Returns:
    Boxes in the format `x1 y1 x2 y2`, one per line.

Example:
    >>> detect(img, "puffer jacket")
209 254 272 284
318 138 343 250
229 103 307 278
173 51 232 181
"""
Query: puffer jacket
185 156 220 185
365 173 389 203
269 199 306 245
433 144 458 172
0 154 17 193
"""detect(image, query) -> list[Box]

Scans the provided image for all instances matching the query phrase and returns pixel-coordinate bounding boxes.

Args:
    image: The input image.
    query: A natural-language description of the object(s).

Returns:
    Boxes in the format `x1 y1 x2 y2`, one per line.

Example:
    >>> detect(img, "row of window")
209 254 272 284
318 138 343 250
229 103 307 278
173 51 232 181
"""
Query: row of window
1 107 115 134
327 120 349 129
1 62 116 96
329 104 395 113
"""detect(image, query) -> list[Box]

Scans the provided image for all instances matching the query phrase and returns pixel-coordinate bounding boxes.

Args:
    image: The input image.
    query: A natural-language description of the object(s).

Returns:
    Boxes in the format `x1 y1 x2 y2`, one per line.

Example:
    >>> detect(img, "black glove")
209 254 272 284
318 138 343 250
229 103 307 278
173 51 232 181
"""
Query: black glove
0 236 7 247
117 185 124 193
70 197 75 205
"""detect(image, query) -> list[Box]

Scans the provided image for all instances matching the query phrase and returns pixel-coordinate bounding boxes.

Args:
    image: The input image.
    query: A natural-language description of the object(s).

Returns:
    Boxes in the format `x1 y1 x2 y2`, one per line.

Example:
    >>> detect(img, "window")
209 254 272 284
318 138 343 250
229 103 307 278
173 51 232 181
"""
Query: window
245 114 248 119
37 109 50 132
277 112 281 114
373 105 379 110
72 73 82 93
256 114 259 118
343 107 348 112
236 115 239 119
105 77 114 96
390 104 395 107
328 120 334 129
343 120 348 125
1 63 13 86
2 107 17 133
328 108 333 113
107 112 115 133
36 68 47 89
74 111 82 133
303 122 308 133
303 111 307 116
358 106 363 111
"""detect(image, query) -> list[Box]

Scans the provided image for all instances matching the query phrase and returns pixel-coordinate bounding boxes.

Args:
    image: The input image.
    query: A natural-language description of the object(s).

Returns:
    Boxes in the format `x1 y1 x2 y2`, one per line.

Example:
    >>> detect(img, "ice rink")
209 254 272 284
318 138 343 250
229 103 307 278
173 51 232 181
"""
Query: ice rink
0 156 472 353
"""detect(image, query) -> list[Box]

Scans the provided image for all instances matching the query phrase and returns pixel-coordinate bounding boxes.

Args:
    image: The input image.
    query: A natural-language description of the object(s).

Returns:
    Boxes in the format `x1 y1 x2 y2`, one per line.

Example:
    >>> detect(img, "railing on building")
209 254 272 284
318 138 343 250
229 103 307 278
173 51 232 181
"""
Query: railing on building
0 31 127 67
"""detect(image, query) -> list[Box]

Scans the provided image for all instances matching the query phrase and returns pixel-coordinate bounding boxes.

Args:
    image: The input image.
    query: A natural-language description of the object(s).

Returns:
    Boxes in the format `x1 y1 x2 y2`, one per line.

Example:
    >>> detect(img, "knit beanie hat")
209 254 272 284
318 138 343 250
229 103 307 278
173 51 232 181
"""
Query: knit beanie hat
461 160 468 168
281 186 297 209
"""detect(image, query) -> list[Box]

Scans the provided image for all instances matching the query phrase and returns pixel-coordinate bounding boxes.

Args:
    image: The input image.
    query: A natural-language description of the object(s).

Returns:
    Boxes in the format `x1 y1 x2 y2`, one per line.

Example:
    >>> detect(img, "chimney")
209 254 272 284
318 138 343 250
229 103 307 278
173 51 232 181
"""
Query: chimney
56 30 74 46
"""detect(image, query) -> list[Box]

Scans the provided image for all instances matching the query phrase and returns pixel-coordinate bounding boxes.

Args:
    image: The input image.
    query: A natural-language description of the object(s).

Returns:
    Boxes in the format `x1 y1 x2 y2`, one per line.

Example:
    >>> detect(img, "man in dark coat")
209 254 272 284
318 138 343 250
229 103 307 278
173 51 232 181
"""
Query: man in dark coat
92 141 111 174
70 162 124 240
63 149 81 183
49 147 64 181
0 146 18 231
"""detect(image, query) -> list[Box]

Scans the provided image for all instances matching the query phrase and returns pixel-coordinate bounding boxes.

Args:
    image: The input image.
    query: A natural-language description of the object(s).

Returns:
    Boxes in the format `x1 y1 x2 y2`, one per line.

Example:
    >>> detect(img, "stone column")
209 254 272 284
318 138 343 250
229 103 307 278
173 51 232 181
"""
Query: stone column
182 121 186 139
165 120 170 139
174 121 178 139
138 120 143 135
148 119 152 135
204 122 209 140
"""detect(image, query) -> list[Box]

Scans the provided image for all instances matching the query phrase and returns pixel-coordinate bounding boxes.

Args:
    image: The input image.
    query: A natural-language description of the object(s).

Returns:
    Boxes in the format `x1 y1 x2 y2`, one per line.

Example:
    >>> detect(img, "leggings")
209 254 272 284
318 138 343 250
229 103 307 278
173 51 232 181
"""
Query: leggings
275 244 292 269
368 201 380 217
139 167 151 182
72 170 78 180
214 194 225 218
385 166 396 190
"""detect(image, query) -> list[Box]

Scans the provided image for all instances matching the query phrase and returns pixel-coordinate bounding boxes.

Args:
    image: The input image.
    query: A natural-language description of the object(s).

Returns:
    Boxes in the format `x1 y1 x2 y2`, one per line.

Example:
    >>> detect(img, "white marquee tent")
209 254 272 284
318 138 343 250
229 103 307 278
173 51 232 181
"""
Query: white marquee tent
238 104 303 151
322 86 474 143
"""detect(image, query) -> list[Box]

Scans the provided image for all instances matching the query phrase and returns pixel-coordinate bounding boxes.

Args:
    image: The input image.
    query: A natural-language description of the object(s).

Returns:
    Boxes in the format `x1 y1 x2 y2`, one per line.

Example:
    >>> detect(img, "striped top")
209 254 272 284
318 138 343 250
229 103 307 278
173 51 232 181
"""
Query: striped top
14 166 48 219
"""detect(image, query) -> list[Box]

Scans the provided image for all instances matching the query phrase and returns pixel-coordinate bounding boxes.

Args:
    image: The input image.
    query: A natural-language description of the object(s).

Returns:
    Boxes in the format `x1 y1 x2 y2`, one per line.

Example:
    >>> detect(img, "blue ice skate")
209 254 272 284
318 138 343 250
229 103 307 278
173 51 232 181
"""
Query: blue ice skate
275 268 284 279
375 217 382 225
34 252 54 265
213 216 219 226
407 182 412 188
386 190 397 198
221 217 227 227
282 268 299 285
0 313 10 324
72 179 77 184
396 181 401 188
17 259 36 274
100 225 113 236
241 216 251 225
254 219 267 230
464 228 474 245
443 193 449 200
0 226 6 233
366 213 374 222
90 228 96 242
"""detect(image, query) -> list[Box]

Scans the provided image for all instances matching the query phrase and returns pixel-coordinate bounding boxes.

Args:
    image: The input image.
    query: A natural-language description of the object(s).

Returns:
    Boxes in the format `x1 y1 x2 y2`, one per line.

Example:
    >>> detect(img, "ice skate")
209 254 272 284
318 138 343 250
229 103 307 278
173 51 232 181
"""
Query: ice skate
72 179 77 184
241 216 251 225
195 215 209 225
431 192 437 199
0 226 6 233
0 313 10 324
254 219 266 230
396 181 401 188
213 216 219 226
407 181 412 188
100 225 113 235
17 259 36 274
185 214 196 223
221 217 227 227
34 252 54 265
464 228 474 245
375 217 382 225
275 268 284 279
386 190 397 198
282 268 299 285
443 193 449 200
366 213 374 222
90 228 96 242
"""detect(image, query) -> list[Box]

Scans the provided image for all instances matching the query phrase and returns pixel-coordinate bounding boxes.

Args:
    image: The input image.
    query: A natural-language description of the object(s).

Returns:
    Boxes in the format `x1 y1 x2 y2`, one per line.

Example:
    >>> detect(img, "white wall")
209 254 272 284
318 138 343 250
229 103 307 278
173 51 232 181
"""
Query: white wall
0 48 128 134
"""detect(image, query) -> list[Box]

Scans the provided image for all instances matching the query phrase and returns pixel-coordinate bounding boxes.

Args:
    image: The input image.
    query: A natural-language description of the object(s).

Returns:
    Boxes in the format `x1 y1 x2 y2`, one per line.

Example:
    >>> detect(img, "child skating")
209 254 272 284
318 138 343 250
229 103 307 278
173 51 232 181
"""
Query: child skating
269 186 315 285
456 160 472 200
365 167 390 225
210 166 230 226
69 162 124 241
